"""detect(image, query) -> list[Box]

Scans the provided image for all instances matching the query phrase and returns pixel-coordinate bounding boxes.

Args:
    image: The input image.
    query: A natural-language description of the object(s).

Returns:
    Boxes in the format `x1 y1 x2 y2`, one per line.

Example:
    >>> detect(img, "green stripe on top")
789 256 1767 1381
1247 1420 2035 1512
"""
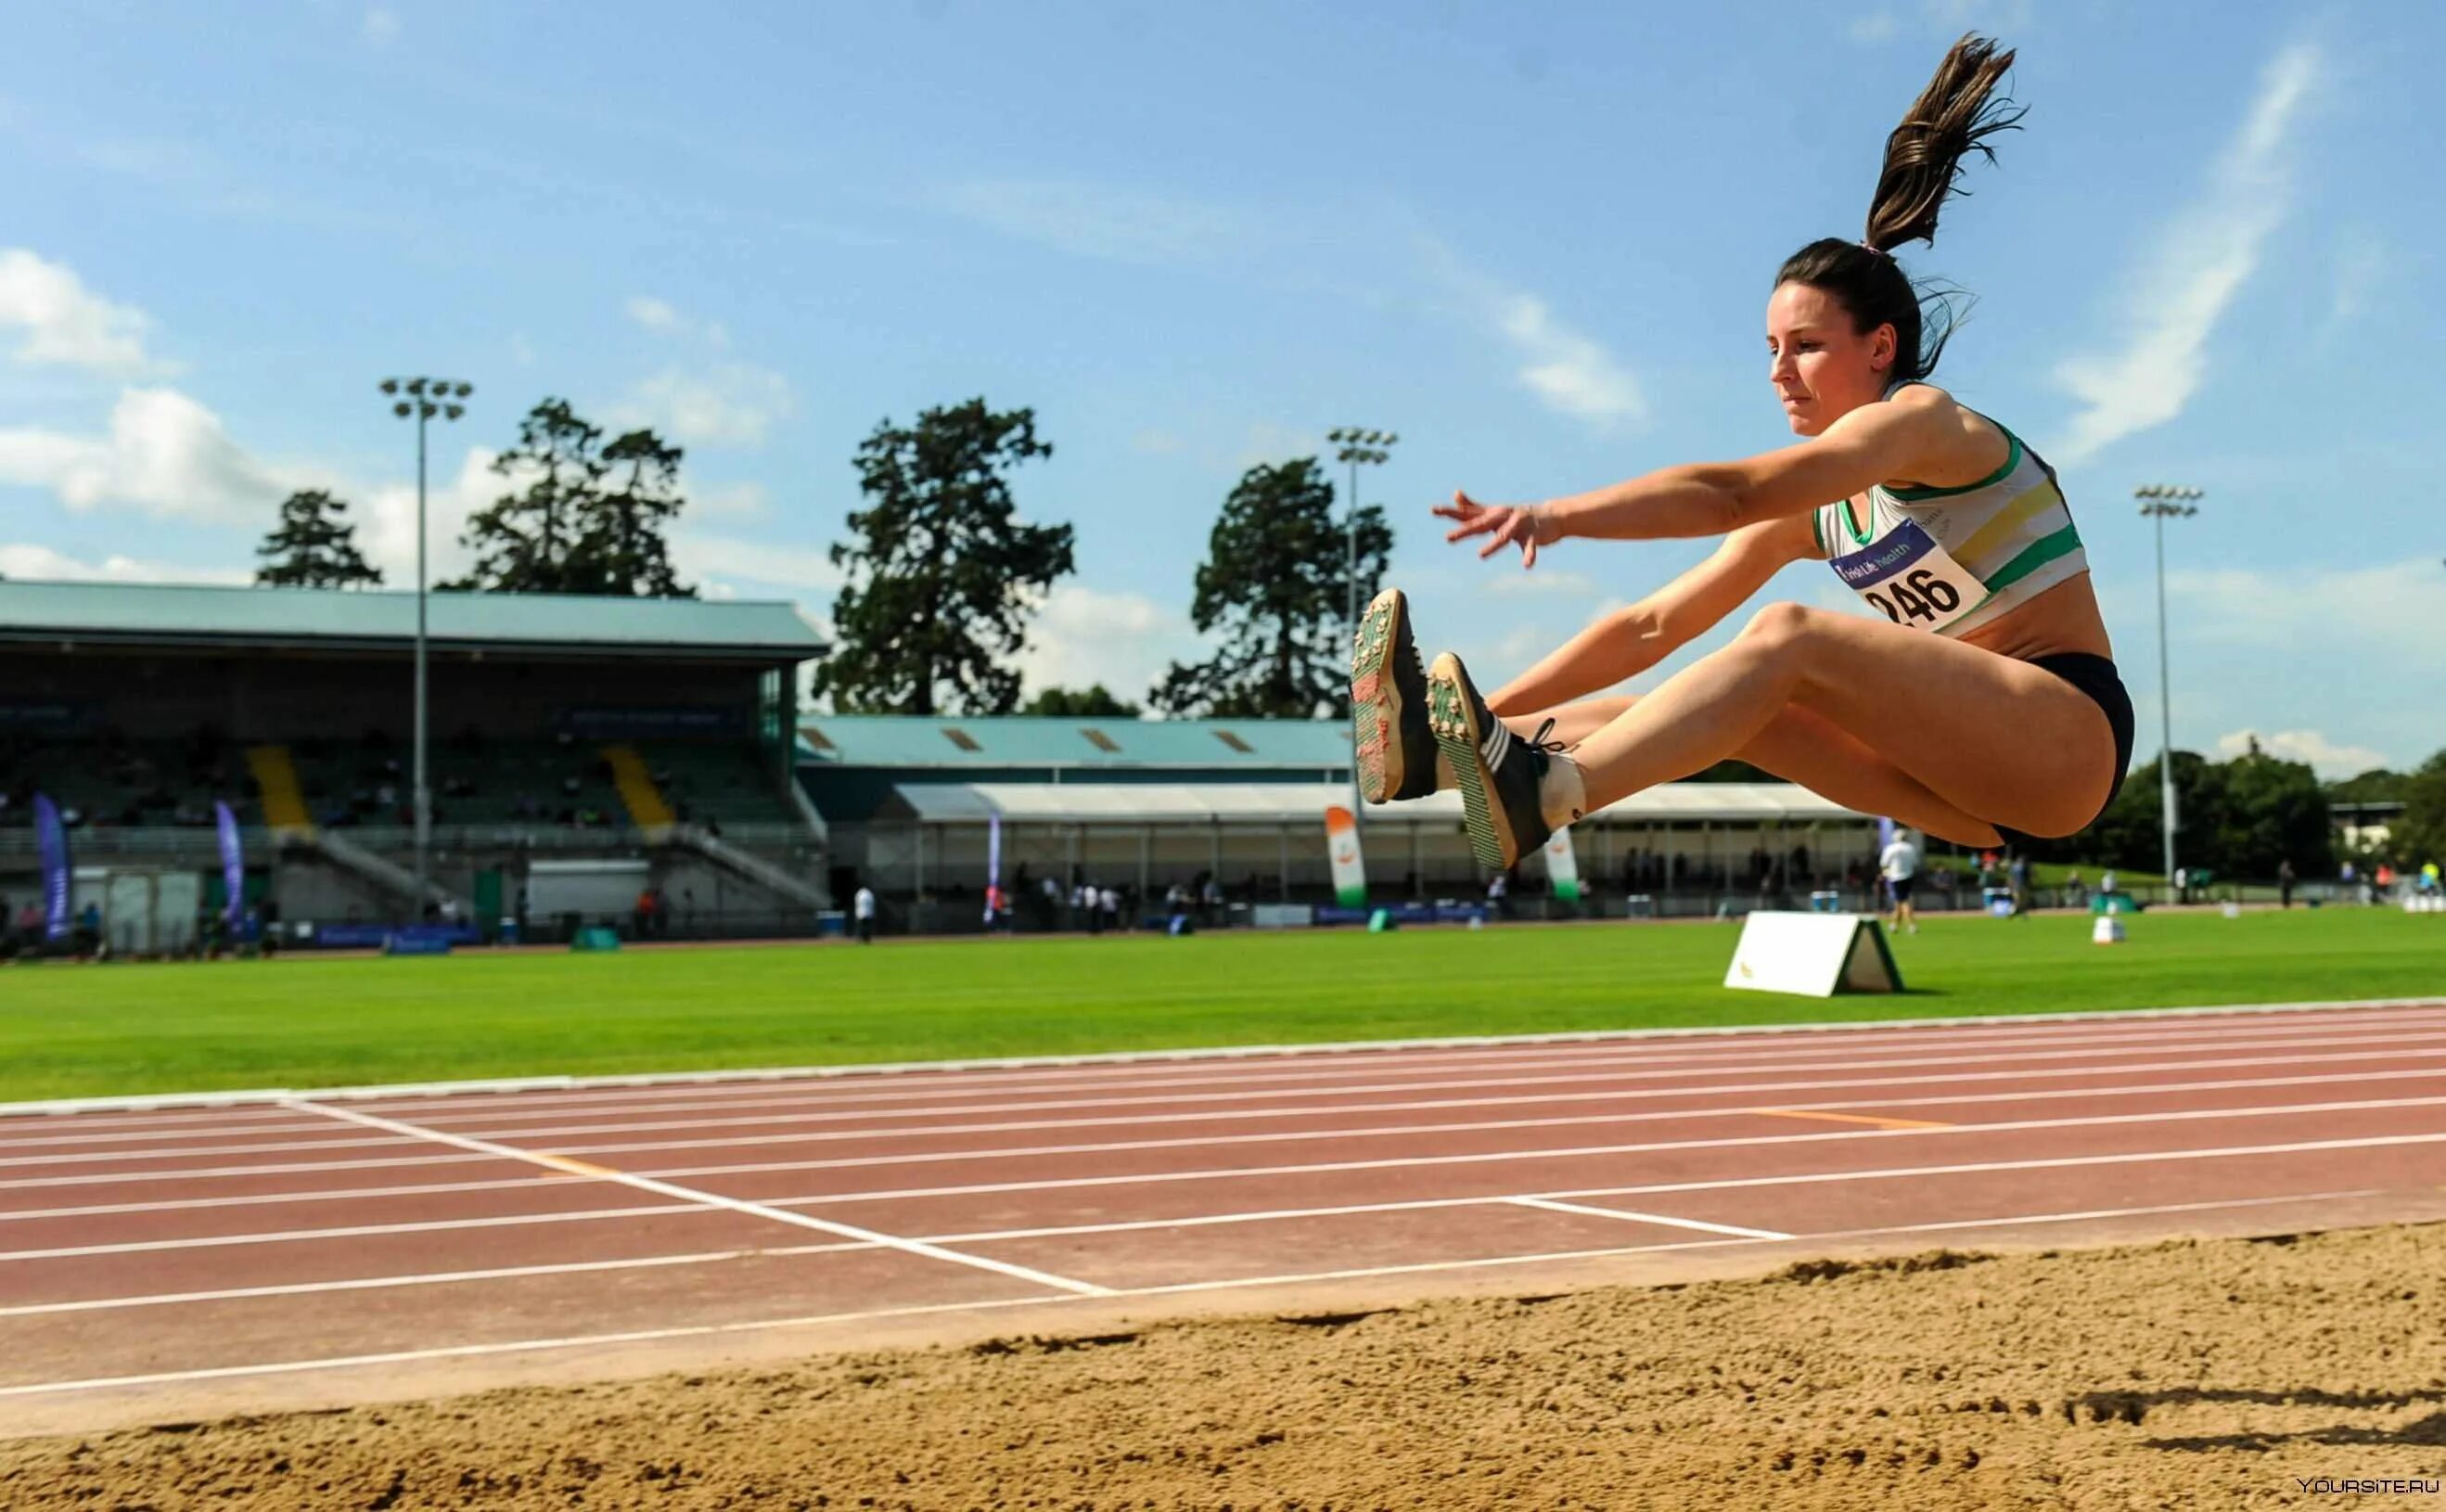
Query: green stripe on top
1983 524 2083 594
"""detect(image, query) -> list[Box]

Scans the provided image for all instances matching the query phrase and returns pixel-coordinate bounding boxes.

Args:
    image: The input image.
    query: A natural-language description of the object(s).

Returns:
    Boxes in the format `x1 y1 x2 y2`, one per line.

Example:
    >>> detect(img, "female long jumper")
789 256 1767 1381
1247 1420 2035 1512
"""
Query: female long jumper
1350 34 2133 871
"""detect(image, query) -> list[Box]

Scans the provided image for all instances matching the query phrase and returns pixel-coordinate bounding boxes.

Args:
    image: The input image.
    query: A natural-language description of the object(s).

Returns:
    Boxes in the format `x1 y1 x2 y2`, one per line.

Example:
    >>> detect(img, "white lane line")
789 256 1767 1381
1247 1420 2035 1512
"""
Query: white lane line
13 1004 2441 1140
9 1090 2441 1228
922 1134 2446 1243
23 1039 2446 1171
760 1097 2446 1209
0 1184 2410 1400
0 1205 701 1263
0 1150 496 1191
282 1101 1108 1298
1505 1197 1790 1240
0 1241 877 1317
373 1015 2446 1127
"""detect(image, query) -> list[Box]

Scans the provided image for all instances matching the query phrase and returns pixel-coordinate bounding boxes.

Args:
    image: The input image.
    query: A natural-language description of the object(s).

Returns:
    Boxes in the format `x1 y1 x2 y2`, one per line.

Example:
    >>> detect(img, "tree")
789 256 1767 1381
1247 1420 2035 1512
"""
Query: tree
2325 767 2407 804
2392 748 2446 869
1020 684 1142 718
812 399 1075 715
254 489 384 589
580 429 693 597
2210 738 2332 879
1150 458 1391 719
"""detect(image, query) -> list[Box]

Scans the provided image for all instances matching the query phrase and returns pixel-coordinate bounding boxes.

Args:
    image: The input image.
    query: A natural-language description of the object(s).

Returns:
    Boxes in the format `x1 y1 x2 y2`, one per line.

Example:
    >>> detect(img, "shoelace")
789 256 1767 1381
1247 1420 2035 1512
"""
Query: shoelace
1520 717 1568 755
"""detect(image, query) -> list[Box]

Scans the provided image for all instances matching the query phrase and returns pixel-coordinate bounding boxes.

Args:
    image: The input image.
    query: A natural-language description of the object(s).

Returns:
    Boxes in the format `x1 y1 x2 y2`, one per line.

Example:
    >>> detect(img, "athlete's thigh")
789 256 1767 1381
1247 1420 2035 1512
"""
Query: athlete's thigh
1781 609 2116 837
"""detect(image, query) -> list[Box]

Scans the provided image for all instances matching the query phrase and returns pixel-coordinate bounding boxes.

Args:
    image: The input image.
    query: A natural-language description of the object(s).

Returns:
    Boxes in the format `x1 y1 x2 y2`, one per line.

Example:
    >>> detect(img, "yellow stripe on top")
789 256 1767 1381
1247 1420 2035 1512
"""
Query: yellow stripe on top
1949 476 2062 569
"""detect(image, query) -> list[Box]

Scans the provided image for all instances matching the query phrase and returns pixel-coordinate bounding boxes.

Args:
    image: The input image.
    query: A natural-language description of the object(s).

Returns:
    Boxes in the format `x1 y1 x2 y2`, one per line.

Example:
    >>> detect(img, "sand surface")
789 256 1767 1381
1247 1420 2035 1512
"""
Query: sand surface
4 1223 2438 1509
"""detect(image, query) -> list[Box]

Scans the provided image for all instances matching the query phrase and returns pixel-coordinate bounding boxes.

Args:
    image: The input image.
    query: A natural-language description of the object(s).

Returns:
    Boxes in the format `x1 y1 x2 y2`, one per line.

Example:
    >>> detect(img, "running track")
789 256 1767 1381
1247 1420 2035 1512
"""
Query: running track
5 998 2445 1433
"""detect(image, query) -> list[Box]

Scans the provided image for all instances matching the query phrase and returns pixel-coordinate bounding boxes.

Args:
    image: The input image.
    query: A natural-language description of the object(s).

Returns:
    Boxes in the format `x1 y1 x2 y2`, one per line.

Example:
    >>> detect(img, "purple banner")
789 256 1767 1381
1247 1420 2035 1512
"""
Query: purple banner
984 810 1003 925
215 801 245 924
32 793 70 942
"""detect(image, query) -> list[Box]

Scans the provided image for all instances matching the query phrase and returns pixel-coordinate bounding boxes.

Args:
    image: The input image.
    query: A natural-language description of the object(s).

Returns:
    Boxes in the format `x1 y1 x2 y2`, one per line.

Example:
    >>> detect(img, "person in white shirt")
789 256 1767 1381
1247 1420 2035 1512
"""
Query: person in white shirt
1879 830 1922 934
852 883 877 944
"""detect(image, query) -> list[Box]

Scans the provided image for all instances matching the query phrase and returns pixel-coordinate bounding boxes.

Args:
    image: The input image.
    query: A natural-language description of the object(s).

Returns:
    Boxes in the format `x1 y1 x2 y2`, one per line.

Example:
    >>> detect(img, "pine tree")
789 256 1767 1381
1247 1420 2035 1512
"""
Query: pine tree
254 490 384 589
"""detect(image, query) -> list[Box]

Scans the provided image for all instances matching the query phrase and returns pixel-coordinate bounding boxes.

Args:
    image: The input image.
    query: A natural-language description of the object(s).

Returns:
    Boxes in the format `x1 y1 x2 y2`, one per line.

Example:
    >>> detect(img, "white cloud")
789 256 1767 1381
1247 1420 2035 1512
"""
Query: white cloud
2215 728 2392 779
689 481 768 519
361 7 399 45
0 249 166 377
1423 240 1646 431
1479 568 1602 598
1847 12 1900 43
1014 584 1199 701
2050 42 2321 465
0 387 314 520
614 364 794 447
623 295 728 347
670 531 841 595
625 296 682 333
358 446 502 586
0 544 248 585
1132 429 1185 455
2324 229 2386 329
939 180 1260 267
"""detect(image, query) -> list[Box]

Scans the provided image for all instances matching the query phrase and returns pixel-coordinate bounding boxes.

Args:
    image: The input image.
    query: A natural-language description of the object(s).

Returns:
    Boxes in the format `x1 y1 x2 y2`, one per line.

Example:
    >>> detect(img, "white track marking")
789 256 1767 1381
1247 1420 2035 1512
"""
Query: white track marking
1505 1197 1790 1239
281 1100 1108 1298
20 1038 2446 1169
365 1015 2446 1126
19 1037 2446 1164
0 1241 874 1317
0 1185 2403 1399
9 1088 2440 1227
16 1053 2446 1189
921 1134 2446 1242
0 1205 700 1262
9 996 2436 1122
758 1097 2446 1209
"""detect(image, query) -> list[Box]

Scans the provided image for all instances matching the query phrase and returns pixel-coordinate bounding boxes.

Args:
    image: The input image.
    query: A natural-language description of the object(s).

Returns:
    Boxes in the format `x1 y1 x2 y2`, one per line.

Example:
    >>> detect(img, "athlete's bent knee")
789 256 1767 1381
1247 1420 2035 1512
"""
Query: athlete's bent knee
1735 600 1817 655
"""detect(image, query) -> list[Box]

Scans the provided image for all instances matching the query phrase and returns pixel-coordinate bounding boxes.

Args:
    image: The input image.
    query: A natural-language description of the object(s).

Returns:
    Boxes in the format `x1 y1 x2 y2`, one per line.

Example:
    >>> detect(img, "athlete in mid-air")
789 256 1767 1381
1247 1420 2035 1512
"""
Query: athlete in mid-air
1351 34 2132 873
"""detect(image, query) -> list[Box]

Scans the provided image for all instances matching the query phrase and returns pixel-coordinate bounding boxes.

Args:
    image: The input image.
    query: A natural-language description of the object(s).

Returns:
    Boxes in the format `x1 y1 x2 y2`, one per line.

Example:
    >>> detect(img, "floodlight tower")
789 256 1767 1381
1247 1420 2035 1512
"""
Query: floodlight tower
1329 427 1397 820
381 376 473 914
2135 483 2203 889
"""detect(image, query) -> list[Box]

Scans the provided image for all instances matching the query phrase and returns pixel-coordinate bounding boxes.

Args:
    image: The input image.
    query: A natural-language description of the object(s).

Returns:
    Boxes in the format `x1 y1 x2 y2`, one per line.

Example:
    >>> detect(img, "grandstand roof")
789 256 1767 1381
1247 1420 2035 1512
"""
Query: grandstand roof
0 580 823 661
888 781 1864 826
799 714 1348 770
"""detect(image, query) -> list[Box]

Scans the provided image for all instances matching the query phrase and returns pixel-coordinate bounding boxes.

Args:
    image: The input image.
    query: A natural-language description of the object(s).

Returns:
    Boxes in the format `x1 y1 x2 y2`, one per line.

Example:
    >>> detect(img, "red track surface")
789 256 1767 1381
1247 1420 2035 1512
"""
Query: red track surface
6 1001 2446 1434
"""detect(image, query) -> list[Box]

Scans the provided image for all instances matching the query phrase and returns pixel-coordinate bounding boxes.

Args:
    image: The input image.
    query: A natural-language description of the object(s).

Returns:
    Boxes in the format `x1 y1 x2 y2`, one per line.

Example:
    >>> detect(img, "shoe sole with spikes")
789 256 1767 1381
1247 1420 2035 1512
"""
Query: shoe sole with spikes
1351 588 1437 804
1427 650 1538 871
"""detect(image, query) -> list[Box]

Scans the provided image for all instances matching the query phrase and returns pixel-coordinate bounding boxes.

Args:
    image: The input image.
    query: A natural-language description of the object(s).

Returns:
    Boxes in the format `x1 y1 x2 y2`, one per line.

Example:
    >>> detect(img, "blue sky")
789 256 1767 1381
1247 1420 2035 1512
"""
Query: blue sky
2 1 2438 774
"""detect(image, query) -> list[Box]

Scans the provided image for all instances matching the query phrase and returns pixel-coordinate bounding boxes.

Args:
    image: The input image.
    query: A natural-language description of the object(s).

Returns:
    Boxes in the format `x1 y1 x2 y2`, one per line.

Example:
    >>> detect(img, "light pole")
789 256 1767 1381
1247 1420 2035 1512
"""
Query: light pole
381 376 472 916
2135 483 2202 891
1328 427 1397 821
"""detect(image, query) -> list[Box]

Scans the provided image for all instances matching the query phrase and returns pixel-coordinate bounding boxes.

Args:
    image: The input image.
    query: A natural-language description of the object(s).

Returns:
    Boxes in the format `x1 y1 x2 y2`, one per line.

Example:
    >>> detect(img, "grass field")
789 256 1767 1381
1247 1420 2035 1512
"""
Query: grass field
1 907 2440 1104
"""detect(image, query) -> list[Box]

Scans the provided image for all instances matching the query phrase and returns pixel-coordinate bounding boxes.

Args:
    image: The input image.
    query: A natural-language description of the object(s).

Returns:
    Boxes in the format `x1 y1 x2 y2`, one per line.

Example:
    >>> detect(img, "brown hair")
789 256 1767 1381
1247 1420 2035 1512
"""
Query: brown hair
1776 34 2025 383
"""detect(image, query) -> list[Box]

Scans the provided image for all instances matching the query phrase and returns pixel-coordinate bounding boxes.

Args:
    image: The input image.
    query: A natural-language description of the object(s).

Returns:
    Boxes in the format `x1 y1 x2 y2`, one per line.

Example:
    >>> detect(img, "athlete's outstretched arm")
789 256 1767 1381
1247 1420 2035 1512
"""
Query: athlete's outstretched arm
1488 515 1813 715
1441 390 1985 562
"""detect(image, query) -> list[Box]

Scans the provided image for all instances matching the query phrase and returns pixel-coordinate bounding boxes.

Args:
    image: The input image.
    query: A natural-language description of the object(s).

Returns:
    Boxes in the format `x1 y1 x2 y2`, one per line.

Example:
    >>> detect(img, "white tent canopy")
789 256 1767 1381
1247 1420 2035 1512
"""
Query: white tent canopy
887 780 1863 827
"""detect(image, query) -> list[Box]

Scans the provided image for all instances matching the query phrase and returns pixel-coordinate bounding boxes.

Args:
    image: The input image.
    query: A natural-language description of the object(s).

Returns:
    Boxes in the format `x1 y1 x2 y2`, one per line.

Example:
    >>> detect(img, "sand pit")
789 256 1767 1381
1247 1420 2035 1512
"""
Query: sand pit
4 1222 2438 1509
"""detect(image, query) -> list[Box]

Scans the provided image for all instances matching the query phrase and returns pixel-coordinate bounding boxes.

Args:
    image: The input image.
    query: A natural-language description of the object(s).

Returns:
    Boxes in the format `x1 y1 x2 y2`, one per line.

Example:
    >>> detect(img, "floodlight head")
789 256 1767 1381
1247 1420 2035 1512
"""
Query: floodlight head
379 378 400 395
1385 433 1399 445
418 401 437 417
445 404 465 420
455 382 473 399
392 401 411 417
1326 427 1348 443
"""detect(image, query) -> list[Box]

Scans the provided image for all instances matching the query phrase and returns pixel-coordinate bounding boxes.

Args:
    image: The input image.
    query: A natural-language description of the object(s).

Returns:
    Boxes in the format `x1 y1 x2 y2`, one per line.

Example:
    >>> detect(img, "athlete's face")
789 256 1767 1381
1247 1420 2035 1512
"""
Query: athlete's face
1765 282 1897 435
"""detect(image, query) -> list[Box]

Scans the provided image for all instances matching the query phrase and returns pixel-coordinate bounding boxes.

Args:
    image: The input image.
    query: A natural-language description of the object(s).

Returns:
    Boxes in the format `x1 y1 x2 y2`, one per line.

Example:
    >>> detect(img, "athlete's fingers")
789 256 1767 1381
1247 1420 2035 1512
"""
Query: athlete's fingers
1523 534 1539 570
1445 511 1504 544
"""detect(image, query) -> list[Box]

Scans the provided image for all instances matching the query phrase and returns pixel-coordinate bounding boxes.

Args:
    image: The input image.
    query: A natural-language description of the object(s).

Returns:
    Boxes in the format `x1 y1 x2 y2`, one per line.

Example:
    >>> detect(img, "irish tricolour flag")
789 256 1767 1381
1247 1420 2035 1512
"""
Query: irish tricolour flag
1325 805 1366 908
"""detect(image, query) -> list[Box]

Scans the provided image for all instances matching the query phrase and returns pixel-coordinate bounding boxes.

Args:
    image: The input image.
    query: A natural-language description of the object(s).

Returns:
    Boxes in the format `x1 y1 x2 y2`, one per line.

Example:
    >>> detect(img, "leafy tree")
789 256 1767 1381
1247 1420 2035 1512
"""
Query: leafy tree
448 400 693 597
581 429 693 597
2324 767 2407 804
813 399 1075 715
1020 684 1142 718
2209 737 2332 878
254 489 384 589
2081 751 2222 874
1150 458 1391 719
2391 748 2446 869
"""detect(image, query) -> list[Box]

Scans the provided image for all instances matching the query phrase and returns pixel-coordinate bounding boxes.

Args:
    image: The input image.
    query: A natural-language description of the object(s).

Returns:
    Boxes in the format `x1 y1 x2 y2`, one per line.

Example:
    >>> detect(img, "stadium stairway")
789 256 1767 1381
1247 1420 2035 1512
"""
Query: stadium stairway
602 743 676 836
672 821 829 915
244 745 314 835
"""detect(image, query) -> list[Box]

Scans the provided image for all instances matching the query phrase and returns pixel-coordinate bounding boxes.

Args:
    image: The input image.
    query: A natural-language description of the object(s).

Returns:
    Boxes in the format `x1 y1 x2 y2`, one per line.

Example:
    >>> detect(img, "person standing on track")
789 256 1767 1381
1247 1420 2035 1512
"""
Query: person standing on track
1348 34 2133 876
1881 827 1922 933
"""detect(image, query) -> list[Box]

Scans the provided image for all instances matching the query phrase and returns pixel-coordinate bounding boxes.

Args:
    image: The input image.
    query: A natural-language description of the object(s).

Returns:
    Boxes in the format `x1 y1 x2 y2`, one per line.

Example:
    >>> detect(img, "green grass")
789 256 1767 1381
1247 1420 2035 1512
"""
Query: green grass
2 908 2440 1103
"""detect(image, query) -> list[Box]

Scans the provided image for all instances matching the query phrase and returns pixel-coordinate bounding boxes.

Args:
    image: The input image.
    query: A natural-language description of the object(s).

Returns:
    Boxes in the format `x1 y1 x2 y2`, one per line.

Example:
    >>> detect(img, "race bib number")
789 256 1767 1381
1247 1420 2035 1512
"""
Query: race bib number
1828 518 1987 632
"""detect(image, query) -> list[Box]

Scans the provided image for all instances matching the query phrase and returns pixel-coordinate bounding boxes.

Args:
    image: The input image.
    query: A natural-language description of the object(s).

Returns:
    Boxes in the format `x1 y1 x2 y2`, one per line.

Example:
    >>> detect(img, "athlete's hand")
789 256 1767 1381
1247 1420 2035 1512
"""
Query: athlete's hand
1436 492 1560 568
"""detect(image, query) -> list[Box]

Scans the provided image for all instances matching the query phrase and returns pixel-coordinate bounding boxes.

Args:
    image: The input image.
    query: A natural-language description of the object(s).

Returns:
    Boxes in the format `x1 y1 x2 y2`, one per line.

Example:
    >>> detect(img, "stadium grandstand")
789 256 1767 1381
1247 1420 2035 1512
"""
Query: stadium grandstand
0 580 824 952
0 578 1890 954
796 713 1885 931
